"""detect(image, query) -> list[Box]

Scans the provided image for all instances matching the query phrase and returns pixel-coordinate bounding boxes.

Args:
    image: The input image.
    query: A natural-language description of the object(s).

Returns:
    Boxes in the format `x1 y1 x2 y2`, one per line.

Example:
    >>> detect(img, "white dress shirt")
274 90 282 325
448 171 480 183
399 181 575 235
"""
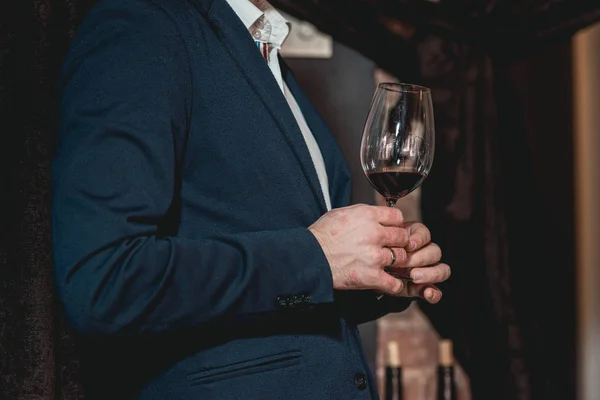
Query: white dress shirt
225 0 332 211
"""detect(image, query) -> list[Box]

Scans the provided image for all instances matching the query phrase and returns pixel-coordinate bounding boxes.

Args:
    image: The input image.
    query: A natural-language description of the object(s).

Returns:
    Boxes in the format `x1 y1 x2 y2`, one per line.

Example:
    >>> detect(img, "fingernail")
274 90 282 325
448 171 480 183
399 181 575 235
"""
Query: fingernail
412 271 423 282
428 290 436 301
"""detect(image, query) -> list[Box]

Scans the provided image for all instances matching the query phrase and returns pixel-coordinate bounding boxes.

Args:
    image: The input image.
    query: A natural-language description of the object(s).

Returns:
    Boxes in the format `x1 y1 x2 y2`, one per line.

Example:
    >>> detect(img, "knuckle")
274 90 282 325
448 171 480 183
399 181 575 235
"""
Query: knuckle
367 206 378 218
375 228 387 243
389 207 403 223
366 229 384 244
372 248 385 265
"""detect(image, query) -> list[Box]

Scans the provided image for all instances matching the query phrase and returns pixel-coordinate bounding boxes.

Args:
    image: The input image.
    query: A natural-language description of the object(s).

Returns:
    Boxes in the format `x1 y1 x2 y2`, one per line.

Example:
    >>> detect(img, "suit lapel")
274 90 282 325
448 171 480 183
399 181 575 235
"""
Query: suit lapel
190 0 328 214
280 60 352 209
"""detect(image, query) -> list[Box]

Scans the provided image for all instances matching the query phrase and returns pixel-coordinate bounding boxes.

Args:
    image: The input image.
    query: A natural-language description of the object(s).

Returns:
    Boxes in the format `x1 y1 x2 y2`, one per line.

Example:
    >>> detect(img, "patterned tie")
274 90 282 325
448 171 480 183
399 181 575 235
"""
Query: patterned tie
254 40 271 63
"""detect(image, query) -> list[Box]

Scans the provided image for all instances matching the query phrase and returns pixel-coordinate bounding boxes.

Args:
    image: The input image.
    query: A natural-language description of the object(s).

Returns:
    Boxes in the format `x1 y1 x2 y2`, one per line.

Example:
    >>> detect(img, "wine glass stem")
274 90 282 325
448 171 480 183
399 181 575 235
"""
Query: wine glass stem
386 198 397 208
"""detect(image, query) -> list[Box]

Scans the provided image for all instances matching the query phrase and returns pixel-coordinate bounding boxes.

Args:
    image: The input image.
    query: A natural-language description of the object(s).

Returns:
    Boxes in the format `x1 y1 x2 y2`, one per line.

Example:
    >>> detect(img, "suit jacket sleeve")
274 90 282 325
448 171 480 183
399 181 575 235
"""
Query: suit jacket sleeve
52 2 334 335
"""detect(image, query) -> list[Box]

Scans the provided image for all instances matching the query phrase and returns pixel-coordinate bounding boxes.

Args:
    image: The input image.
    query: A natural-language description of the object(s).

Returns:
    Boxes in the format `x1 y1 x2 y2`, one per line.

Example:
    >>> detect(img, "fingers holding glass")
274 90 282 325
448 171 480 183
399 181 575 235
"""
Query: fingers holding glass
403 221 432 252
409 263 451 284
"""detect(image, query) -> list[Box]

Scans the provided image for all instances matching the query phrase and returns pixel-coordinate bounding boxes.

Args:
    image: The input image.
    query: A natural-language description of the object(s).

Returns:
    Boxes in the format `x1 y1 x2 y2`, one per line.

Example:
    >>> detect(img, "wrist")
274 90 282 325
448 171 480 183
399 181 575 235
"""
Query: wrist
308 227 341 289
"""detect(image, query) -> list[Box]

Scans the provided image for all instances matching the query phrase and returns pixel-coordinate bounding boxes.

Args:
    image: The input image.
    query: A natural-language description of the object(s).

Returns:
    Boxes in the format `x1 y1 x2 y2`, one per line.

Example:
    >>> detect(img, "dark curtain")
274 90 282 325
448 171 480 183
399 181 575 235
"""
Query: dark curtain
416 37 576 400
0 0 592 398
0 1 94 398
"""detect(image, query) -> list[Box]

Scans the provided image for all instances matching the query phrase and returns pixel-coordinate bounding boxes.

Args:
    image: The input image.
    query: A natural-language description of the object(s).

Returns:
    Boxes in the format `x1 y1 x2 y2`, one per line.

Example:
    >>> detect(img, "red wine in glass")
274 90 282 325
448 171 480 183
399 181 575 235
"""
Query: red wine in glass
365 169 427 203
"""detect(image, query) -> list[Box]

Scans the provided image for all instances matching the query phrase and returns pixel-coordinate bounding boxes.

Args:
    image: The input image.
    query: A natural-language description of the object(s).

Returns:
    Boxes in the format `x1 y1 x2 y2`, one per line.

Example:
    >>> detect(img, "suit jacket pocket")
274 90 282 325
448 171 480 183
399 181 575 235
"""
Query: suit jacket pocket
187 350 303 386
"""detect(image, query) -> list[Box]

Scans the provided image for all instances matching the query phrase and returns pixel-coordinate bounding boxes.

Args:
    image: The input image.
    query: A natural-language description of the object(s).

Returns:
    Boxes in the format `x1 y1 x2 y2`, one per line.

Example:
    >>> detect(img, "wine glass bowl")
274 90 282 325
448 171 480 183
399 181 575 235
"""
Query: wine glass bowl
360 83 435 207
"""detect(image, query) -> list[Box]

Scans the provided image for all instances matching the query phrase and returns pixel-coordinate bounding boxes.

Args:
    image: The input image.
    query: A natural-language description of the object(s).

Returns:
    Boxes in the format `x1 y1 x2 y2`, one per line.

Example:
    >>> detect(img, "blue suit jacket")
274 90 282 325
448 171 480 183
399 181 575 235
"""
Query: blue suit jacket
52 0 410 398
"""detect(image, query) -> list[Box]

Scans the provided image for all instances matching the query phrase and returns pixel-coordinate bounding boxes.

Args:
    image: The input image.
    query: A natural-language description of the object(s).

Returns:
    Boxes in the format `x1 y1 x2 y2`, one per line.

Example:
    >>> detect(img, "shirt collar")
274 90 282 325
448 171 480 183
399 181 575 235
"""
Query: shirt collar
224 0 264 31
225 0 290 48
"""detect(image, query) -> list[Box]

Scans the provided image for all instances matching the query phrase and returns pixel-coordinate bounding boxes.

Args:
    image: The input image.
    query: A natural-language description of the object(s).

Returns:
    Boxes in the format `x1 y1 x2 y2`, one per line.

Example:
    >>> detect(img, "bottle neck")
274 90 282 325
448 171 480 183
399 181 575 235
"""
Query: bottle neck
385 366 403 400
437 366 455 400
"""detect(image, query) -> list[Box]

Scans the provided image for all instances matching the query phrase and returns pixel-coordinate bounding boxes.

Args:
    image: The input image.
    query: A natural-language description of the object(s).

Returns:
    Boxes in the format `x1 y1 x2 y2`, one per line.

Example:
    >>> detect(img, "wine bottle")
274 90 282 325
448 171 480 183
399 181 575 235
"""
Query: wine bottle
384 340 403 400
437 339 457 400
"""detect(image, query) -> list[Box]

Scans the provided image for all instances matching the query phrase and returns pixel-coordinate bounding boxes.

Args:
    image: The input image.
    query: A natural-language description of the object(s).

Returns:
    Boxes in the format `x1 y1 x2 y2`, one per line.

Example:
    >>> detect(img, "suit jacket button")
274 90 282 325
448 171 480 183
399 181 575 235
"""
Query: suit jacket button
290 295 301 307
354 372 367 390
276 296 287 308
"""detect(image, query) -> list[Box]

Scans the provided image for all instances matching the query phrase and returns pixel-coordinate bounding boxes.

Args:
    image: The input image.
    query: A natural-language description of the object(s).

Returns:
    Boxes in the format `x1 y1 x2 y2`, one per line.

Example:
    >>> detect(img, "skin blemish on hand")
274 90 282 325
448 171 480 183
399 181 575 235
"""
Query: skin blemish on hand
344 269 361 288
338 214 349 226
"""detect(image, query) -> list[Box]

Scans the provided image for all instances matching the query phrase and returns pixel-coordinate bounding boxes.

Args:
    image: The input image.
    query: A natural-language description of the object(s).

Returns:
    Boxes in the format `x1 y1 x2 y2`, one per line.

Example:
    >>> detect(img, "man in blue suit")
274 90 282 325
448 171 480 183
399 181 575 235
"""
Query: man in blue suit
52 0 451 398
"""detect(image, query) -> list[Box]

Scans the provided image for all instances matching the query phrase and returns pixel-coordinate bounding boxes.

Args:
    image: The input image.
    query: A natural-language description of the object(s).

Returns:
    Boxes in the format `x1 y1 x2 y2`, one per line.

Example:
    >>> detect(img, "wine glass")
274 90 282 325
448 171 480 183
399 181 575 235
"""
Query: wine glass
360 83 435 208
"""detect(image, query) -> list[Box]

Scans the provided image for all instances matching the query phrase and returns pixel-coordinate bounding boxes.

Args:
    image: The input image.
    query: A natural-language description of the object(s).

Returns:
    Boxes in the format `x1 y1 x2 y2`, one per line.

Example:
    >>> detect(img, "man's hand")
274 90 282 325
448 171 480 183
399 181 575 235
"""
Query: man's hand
391 221 450 304
308 205 450 303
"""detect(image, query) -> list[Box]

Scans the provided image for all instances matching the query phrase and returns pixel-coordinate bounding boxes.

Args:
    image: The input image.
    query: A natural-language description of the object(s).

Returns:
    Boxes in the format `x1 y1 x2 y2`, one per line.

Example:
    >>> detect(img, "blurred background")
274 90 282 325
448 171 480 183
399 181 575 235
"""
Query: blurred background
1 0 599 399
